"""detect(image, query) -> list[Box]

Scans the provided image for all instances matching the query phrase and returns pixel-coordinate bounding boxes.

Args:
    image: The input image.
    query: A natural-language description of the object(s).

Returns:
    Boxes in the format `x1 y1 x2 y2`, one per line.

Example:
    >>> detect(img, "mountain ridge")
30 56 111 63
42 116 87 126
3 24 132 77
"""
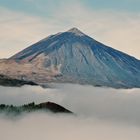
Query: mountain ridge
0 101 73 115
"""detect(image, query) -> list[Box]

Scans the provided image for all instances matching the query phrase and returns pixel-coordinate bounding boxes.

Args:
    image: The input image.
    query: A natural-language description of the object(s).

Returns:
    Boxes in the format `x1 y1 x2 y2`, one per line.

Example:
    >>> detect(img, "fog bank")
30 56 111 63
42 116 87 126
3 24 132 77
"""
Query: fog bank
1 113 140 140
1 84 140 140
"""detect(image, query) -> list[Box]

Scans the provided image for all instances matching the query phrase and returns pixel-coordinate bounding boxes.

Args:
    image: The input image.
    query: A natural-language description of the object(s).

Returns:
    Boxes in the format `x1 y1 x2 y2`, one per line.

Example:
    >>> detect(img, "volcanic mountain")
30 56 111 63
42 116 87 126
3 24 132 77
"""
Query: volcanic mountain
0 28 140 88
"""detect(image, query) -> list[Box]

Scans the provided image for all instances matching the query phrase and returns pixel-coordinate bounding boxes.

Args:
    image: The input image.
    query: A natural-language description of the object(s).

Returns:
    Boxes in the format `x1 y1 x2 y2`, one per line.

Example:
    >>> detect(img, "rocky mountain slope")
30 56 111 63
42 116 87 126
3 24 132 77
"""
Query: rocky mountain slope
0 28 140 88
0 74 37 87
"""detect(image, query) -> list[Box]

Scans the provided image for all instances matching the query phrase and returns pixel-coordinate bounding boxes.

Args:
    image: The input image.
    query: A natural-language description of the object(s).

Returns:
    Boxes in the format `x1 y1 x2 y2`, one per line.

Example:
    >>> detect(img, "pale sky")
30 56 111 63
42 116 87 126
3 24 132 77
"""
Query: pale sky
0 0 140 59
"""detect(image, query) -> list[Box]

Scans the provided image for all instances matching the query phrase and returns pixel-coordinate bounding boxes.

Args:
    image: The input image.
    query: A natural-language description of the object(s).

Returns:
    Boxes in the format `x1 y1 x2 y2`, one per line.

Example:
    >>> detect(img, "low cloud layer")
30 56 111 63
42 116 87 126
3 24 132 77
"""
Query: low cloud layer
0 84 140 140
1 112 140 140
1 84 140 124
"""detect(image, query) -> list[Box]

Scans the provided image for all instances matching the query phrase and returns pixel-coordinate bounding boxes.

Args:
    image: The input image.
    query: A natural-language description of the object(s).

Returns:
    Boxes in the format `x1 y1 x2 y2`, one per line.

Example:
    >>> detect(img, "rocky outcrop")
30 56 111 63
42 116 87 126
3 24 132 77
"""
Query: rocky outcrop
0 74 37 87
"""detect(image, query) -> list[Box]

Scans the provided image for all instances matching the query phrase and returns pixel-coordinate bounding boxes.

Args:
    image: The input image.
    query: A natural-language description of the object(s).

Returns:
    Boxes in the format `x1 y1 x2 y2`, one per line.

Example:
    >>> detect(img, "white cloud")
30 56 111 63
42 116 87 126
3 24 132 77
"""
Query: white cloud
1 84 140 125
0 7 64 58
0 2 140 59
1 112 140 140
1 84 140 140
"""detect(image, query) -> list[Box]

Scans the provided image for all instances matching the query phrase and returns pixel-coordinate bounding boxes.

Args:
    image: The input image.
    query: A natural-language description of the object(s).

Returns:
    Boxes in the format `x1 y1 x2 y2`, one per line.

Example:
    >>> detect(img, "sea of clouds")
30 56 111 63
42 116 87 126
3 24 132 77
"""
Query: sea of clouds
0 84 140 140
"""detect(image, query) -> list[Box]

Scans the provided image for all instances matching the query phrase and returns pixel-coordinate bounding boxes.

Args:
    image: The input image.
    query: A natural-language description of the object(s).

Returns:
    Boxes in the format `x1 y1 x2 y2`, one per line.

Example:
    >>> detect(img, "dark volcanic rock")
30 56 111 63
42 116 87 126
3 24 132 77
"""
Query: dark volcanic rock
38 102 72 113
0 74 38 87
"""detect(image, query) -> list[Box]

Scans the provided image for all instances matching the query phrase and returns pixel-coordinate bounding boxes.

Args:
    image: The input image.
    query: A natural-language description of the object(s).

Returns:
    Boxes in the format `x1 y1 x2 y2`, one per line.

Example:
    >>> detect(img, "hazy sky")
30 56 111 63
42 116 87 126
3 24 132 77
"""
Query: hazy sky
0 0 140 59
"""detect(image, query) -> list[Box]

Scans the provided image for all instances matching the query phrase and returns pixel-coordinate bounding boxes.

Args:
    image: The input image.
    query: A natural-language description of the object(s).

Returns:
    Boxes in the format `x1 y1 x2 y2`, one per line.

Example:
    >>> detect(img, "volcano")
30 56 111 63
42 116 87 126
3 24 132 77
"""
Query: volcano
0 28 140 88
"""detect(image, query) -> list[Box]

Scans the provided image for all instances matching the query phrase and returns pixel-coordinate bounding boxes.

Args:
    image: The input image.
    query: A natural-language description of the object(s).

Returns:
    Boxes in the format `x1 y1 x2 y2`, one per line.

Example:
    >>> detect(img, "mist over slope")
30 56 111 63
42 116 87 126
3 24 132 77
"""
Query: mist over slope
0 28 140 88
1 84 140 124
1 84 140 140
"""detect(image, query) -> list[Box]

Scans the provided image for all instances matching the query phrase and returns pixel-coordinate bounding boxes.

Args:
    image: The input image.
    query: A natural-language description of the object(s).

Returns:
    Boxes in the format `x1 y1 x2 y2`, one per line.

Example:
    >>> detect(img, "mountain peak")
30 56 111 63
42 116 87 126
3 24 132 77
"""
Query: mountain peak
67 27 84 36
5 27 140 88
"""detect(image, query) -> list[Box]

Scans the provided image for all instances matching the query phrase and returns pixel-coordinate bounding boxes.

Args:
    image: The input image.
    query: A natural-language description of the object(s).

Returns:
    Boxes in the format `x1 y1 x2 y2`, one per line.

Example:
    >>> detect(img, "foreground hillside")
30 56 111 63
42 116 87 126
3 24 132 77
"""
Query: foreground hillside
0 102 72 115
